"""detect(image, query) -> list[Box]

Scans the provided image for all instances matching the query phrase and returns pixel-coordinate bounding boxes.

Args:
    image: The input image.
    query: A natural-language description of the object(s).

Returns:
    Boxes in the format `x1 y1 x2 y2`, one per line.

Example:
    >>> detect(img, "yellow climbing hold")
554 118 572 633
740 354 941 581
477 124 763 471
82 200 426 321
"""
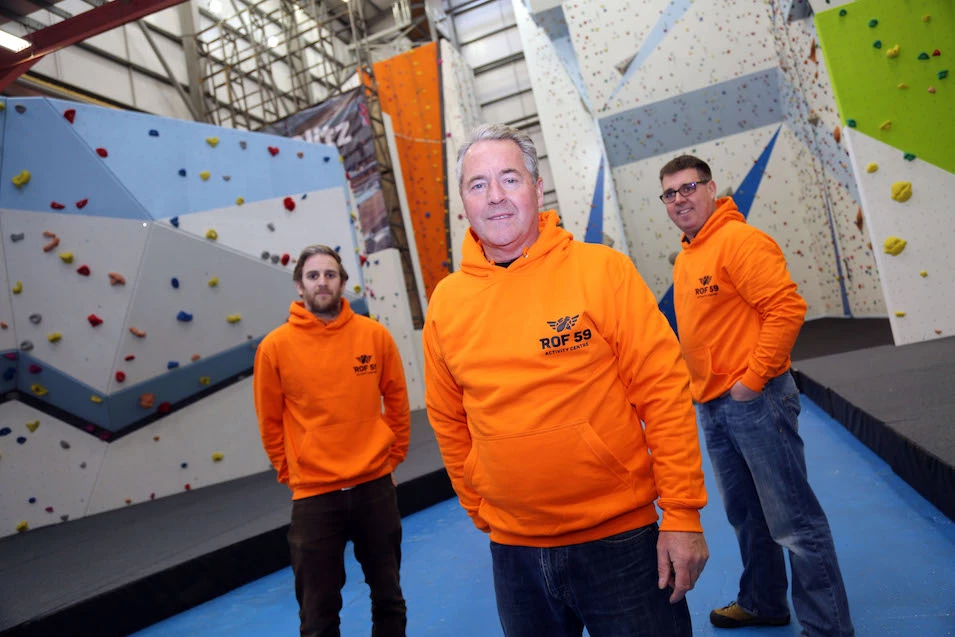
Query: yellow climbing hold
12 281 22 294
26 420 39 433
208 276 219 287
866 163 878 173
897 83 909 89
31 384 48 396
206 136 219 148
199 376 211 385
16 521 28 533
90 395 103 404
60 252 74 263
226 314 241 324
236 197 245 206
12 170 31 188
883 236 907 255
212 452 224 462
200 171 211 181
0 102 5 111
48 332 62 343
353 285 362 293
920 270 928 277
891 182 913 202
922 15 930 22
886 45 900 58
879 120 892 131
205 229 218 241
894 311 906 317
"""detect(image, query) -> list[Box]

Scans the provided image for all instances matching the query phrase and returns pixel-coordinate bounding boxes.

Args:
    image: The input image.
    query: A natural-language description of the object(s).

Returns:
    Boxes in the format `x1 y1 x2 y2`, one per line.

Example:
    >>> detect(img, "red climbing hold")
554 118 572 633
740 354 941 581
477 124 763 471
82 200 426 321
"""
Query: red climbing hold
88 314 103 327
96 148 108 158
158 401 171 414
63 109 76 123
45 507 54 513
268 146 279 156
360 255 368 266
184 483 192 491
28 364 42 374
933 49 941 56
77 265 91 276
115 371 126 383
280 253 291 266
283 196 295 211
50 202 65 210
76 198 88 209
125 354 135 361
150 493 156 500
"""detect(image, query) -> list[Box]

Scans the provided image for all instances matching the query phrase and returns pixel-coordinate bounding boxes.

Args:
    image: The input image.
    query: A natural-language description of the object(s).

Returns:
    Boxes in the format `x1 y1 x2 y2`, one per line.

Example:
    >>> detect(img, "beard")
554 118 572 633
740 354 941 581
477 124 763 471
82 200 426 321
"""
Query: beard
305 289 342 315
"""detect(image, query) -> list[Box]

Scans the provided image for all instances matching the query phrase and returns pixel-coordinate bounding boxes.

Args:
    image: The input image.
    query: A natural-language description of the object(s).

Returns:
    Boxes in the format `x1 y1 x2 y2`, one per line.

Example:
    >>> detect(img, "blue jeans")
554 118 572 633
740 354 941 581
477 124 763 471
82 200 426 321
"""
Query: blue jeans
490 524 691 637
697 371 853 637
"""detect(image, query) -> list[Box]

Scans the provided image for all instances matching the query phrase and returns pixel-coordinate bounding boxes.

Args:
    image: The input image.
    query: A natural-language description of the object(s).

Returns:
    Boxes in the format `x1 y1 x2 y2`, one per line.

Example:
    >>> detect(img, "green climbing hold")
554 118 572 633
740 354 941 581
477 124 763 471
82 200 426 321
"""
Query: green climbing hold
918 52 929 60
938 70 948 80
839 9 847 16
846 119 857 128
868 19 878 27
873 41 881 49
903 153 916 161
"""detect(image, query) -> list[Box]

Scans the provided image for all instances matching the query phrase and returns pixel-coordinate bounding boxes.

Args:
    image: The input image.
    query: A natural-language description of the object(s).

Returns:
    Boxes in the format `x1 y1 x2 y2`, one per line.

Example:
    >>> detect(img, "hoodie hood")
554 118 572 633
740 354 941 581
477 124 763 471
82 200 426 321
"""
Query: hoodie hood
288 297 355 331
681 197 744 248
460 210 573 277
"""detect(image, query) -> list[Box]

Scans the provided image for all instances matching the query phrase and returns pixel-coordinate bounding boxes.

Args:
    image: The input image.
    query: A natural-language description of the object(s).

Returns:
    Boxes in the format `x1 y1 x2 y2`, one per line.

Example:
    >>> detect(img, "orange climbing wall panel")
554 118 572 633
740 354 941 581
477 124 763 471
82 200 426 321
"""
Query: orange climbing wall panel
372 42 449 299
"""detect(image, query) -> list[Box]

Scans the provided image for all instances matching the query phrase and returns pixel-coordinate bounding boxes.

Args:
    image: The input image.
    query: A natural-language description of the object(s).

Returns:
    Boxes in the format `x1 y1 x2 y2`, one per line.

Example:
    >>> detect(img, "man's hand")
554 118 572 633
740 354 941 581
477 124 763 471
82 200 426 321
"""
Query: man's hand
729 380 760 402
657 531 709 603
391 473 397 487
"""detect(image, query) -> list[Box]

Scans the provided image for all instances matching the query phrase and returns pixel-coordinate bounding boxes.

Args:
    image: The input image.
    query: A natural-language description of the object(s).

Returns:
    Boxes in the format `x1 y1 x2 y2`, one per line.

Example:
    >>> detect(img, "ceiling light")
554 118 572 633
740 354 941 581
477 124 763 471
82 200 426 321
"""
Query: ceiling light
0 30 31 54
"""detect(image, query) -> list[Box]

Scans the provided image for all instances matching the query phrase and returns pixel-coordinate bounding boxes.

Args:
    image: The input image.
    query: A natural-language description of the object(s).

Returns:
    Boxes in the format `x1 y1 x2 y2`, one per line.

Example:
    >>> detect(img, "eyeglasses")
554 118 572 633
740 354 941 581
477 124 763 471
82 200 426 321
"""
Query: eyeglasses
659 179 710 203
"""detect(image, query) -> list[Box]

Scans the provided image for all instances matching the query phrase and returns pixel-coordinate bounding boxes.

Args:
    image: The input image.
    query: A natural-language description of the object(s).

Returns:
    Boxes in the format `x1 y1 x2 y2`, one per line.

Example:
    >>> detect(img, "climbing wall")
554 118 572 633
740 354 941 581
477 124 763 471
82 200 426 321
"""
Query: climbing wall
816 0 954 344
513 1 627 253
373 43 451 298
0 97 364 536
440 39 484 271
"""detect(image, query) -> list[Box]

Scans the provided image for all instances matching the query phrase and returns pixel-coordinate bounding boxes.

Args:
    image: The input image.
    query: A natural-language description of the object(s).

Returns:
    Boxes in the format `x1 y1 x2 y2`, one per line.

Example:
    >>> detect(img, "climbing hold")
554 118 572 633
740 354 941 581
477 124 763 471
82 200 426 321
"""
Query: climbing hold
0 322 6 329
199 171 211 181
90 395 103 404
60 514 69 522
14 104 25 113
920 270 928 277
222 175 231 181
898 83 908 89
886 45 900 58
239 140 247 149
939 70 949 80
360 254 368 266
334 246 341 252
43 236 60 252
167 361 179 369
873 40 881 49
178 169 187 177
115 371 126 383
184 484 191 491
0 427 9 436
283 197 296 211
226 314 242 324
868 19 877 27
129 327 147 338
928 86 936 94
11 233 24 242
205 229 218 240
60 440 70 450
64 109 76 123
108 272 125 285
933 49 941 57
80 461 87 468
171 277 180 289
923 15 931 22
149 129 159 137
261 251 270 260
158 402 171 414
268 146 279 156
281 254 290 266
894 311 905 317
206 136 219 147
838 8 846 16
31 384 48 396
883 236 907 255
26 420 39 432
170 216 180 228
297 152 304 158
266 223 275 232
20 341 33 352
891 182 913 202
353 285 362 293
199 376 211 385
879 120 892 131
139 393 156 409
77 265 90 276
208 276 219 287
271 254 280 264
866 163 878 173
125 498 132 505
323 156 330 163
28 363 41 374
88 314 103 327
918 52 929 60
177 311 193 322
17 437 27 445
236 197 245 205
16 521 28 533
125 354 135 361
846 119 856 128
76 198 88 209
832 126 841 143
212 452 224 462
96 148 108 158
50 202 65 210
48 333 62 343
2 368 14 381
29 313 41 325
12 170 31 188
903 152 916 161
191 353 201 362
181 462 188 469
12 281 23 294
153 435 160 441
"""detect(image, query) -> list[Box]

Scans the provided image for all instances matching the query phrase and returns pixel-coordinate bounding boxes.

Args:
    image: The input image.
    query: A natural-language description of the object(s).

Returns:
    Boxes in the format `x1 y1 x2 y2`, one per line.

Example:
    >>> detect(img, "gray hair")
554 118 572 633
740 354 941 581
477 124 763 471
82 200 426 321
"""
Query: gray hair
456 123 540 192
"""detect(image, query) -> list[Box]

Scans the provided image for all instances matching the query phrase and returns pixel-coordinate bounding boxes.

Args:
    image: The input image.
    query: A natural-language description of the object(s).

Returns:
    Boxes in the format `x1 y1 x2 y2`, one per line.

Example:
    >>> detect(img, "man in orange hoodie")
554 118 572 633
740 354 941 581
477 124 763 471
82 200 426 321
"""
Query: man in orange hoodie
424 124 709 636
661 155 853 636
254 244 411 637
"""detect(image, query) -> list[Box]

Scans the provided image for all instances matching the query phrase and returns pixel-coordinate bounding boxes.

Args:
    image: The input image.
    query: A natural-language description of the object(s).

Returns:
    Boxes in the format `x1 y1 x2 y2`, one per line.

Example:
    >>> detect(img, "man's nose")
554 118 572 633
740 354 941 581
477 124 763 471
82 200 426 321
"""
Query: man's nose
486 179 505 202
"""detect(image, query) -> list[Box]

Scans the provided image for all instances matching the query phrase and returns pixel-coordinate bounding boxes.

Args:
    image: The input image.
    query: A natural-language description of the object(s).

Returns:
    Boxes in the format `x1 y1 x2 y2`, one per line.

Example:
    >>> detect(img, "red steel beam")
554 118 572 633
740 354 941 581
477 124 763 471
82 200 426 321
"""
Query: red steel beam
0 0 189 91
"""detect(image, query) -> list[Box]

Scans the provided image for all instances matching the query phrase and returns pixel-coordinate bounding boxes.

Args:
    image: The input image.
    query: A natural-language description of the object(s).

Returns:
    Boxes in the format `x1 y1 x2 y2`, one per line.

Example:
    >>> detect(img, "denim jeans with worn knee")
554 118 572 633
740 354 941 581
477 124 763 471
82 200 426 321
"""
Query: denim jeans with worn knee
697 370 853 637
491 523 692 637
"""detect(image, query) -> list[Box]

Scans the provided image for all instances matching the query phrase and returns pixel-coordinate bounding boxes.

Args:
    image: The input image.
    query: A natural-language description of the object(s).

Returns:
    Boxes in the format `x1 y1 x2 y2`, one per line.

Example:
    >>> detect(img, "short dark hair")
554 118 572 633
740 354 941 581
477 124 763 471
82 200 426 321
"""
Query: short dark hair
659 155 712 183
293 245 349 283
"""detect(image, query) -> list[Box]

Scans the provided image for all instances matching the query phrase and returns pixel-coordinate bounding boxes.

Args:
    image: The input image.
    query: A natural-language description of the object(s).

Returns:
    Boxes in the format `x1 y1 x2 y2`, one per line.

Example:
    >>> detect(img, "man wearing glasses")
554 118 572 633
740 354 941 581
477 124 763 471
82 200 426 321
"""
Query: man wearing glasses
660 155 854 636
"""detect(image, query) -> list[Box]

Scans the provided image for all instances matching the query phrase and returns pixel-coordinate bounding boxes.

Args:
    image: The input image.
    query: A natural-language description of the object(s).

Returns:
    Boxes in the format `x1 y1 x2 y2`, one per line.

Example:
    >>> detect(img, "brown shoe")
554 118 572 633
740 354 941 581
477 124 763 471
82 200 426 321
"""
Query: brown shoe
709 601 790 628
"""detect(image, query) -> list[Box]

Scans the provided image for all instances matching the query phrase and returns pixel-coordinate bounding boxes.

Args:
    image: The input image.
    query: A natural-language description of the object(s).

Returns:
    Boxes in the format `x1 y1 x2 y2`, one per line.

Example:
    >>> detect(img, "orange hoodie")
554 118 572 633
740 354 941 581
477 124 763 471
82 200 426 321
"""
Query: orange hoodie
254 298 410 499
423 211 706 547
673 197 807 403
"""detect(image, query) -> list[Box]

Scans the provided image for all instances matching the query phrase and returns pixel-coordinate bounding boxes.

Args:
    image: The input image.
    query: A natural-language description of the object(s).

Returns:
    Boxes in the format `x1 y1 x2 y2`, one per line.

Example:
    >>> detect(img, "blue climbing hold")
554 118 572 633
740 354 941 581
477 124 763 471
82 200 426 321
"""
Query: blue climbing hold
181 461 188 469
149 129 159 137
334 246 341 252
323 156 330 162
176 311 193 322
29 496 36 503
178 169 187 177
167 361 179 369
425 212 431 218
171 277 180 289
17 436 26 444
0 426 10 436
301 193 307 199
170 216 180 228
3 367 15 381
